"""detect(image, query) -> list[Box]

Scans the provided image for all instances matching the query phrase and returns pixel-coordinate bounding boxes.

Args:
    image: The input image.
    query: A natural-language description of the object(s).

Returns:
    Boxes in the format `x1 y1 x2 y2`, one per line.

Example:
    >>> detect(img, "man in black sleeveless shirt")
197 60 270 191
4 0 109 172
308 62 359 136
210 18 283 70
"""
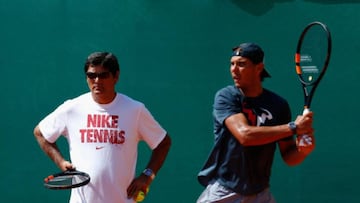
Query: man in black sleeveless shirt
197 43 315 203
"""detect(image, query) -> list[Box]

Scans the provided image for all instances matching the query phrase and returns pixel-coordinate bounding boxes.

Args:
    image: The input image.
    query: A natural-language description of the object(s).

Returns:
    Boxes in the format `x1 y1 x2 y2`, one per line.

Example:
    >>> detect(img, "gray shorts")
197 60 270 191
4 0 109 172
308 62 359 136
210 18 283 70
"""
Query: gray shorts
196 181 276 203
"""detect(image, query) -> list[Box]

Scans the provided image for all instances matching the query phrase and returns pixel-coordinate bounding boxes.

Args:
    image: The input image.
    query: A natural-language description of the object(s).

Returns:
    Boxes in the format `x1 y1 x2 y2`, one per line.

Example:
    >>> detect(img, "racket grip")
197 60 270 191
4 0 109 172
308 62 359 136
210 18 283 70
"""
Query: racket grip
298 108 313 148
303 108 310 115
44 175 54 183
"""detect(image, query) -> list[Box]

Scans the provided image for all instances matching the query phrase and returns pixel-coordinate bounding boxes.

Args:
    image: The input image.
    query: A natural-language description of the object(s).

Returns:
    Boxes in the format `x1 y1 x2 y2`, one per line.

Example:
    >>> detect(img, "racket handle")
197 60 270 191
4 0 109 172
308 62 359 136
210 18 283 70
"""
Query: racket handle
298 107 313 148
303 108 310 115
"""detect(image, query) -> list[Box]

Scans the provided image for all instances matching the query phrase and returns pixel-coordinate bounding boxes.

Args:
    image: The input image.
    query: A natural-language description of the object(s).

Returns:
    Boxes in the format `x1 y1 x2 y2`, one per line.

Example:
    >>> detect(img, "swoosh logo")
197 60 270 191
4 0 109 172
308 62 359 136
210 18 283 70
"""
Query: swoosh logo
96 146 105 150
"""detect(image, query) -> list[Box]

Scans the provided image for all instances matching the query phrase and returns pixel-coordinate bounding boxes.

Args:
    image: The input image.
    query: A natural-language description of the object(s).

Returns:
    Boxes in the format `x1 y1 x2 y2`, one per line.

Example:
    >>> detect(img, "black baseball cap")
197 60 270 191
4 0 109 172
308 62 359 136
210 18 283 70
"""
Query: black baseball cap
232 42 271 78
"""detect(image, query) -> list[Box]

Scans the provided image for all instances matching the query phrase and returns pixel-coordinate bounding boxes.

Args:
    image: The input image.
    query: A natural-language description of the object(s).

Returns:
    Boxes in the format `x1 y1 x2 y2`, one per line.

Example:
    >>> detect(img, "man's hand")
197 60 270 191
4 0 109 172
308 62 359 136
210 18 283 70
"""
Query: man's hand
296 133 315 155
294 111 314 135
127 175 151 200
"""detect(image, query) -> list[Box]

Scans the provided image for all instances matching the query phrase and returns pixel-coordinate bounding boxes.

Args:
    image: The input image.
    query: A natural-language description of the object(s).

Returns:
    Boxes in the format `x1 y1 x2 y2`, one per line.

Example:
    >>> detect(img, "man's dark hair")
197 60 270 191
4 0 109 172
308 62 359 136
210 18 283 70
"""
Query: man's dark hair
84 52 120 75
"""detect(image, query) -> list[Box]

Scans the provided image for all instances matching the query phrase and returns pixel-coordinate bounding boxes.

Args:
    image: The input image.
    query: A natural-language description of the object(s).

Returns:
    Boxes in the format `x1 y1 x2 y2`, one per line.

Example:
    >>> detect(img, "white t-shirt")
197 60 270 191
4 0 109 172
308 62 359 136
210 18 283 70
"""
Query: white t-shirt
39 92 166 203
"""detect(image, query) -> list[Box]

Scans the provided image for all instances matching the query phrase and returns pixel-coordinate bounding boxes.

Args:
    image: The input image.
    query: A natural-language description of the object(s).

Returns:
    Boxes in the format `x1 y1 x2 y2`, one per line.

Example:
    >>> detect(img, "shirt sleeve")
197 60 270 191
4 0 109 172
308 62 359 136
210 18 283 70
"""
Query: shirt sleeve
38 101 70 143
137 105 166 150
213 86 243 126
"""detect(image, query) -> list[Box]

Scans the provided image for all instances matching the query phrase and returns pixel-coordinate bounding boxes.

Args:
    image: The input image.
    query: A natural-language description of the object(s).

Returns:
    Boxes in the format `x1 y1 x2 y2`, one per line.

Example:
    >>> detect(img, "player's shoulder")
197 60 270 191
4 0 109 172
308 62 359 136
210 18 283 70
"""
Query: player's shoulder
51 93 88 111
64 92 91 104
115 93 153 116
213 85 244 106
216 85 241 97
115 93 145 109
215 85 243 100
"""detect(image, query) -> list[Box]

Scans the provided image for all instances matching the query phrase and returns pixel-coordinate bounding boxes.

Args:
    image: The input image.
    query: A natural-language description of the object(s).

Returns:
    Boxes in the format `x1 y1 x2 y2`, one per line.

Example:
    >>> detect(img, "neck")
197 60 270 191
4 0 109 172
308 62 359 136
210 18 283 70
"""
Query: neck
92 92 117 104
239 86 263 98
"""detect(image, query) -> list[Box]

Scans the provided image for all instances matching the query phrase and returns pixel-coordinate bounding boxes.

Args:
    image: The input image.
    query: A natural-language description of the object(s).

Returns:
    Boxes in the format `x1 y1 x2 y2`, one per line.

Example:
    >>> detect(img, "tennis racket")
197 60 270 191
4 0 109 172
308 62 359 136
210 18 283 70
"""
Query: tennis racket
44 169 90 190
295 21 332 114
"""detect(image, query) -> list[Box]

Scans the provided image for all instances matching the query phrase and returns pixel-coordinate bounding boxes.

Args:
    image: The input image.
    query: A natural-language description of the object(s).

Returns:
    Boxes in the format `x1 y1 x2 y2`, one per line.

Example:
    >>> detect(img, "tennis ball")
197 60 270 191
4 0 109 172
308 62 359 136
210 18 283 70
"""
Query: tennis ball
134 191 145 202
134 188 149 202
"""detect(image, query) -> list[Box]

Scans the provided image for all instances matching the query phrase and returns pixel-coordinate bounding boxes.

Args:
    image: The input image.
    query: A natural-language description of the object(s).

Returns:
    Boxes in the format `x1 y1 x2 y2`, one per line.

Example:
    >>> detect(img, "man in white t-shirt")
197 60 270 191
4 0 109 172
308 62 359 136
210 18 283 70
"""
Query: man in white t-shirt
34 52 171 203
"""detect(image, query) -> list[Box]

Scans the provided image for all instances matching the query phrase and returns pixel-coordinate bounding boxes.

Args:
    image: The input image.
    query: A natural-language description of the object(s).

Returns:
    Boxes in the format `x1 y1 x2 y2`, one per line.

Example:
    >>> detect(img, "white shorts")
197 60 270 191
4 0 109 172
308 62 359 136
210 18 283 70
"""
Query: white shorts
196 181 276 203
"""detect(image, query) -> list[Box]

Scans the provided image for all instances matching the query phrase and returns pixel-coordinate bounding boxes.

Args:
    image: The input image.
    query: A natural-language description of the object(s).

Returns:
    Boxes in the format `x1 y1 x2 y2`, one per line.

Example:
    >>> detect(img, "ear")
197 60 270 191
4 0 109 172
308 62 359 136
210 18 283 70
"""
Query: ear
255 63 264 75
114 70 120 83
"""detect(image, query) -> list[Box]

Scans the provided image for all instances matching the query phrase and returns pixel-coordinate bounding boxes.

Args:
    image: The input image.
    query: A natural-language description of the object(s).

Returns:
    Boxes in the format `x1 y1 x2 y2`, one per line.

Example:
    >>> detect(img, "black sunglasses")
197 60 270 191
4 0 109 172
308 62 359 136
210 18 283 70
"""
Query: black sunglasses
86 72 111 79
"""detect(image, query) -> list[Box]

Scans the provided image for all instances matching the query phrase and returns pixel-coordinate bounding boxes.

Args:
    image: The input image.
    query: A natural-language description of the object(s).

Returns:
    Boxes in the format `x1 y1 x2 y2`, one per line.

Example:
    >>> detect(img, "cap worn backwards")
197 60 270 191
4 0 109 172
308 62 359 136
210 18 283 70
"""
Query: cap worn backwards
232 42 271 78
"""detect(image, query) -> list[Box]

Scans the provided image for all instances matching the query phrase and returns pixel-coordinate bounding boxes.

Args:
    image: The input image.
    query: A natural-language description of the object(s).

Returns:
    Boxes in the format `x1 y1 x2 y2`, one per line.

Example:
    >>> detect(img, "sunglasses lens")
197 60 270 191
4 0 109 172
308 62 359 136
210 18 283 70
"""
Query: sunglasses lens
86 72 110 79
86 72 97 79
98 72 110 79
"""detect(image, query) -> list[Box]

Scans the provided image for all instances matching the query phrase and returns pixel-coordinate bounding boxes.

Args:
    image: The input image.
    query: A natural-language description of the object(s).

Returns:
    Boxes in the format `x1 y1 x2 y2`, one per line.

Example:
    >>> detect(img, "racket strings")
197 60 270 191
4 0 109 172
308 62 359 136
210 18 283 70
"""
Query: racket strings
44 170 91 189
295 21 331 109
72 175 88 184
298 24 329 84
46 174 89 187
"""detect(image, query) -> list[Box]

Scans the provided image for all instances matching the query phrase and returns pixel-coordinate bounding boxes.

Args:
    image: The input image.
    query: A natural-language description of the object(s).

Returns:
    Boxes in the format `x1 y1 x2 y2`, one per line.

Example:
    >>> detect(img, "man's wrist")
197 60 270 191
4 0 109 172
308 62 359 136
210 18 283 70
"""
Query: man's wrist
288 121 297 134
142 168 156 180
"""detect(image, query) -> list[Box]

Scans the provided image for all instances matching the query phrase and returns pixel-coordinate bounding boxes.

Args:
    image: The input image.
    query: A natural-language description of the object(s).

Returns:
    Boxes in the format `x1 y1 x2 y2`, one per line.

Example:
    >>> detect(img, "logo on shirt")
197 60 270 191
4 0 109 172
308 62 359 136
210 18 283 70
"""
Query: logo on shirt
79 114 126 146
257 108 273 126
243 103 273 126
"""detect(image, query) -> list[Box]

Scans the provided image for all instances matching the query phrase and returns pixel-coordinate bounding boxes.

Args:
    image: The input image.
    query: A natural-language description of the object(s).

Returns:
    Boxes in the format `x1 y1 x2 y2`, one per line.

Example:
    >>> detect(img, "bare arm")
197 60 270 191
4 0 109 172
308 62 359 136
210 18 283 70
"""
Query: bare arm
225 110 315 165
224 111 314 146
279 112 316 165
143 134 171 175
225 113 292 146
127 134 171 198
278 132 315 166
33 125 73 171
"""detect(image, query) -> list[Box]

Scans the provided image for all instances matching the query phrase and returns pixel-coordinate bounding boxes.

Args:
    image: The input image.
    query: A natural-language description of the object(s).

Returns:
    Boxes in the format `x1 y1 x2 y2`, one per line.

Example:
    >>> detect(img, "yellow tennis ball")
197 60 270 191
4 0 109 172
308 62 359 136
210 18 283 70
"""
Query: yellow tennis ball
134 188 149 202
134 191 145 202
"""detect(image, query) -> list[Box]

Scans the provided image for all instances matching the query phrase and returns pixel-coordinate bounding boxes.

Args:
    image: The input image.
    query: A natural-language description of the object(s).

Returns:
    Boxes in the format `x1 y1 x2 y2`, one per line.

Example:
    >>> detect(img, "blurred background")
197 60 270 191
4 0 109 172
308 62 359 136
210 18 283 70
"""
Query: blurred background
1 0 359 202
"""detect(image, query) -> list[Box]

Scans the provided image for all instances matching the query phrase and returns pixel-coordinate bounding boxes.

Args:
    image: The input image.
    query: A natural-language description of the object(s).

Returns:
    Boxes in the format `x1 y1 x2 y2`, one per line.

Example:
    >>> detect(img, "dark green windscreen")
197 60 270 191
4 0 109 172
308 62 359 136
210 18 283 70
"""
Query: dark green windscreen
1 0 359 202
